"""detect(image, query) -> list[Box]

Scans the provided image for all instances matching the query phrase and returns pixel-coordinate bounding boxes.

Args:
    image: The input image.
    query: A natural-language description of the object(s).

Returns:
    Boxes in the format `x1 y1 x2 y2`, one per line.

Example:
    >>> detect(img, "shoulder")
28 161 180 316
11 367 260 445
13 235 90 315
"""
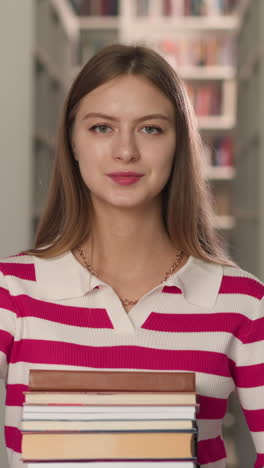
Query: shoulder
0 252 36 278
220 263 264 301
0 250 84 301
0 252 36 296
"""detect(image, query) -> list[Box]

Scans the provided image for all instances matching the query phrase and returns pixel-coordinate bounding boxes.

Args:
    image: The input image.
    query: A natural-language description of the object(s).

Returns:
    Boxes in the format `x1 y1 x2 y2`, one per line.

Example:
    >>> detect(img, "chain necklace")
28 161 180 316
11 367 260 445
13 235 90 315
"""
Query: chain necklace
78 245 184 307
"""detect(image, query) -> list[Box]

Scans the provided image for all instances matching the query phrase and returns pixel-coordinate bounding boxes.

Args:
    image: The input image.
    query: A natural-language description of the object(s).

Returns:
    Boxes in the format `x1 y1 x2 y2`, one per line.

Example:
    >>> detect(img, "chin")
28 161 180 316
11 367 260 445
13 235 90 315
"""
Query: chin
91 192 157 211
110 201 145 210
101 196 148 209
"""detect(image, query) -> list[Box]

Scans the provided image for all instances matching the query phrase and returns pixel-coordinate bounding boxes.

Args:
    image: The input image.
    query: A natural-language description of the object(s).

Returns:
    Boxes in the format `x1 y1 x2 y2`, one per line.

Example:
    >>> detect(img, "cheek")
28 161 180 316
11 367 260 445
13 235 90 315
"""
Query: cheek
156 140 175 173
152 142 175 188
76 139 104 173
77 157 98 189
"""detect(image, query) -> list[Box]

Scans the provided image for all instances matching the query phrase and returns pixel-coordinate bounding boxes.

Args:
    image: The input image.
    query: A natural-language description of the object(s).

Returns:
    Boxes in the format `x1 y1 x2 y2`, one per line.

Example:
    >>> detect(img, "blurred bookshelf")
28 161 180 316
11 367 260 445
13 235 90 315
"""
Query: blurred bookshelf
234 0 264 280
67 0 240 259
32 0 79 236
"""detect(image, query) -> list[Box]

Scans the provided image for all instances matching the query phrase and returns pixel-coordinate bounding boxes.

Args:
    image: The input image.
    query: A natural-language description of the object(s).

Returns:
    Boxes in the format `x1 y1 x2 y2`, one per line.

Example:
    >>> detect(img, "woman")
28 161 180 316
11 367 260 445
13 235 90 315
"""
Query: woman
0 44 263 468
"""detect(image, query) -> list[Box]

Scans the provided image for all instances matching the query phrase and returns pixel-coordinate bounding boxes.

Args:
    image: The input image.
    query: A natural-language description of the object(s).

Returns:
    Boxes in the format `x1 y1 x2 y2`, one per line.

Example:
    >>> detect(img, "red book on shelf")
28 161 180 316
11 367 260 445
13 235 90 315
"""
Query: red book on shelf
221 137 234 166
184 0 192 16
195 86 211 116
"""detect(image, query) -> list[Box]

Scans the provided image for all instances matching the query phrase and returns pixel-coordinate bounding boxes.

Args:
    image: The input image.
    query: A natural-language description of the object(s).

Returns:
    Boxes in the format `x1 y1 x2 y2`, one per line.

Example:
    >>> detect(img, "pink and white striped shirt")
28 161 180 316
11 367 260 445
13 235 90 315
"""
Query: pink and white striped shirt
0 251 264 468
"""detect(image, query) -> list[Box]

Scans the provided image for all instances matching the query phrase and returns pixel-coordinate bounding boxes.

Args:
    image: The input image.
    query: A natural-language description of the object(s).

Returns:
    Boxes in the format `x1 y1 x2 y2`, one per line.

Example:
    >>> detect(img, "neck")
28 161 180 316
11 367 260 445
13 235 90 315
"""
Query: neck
84 203 179 279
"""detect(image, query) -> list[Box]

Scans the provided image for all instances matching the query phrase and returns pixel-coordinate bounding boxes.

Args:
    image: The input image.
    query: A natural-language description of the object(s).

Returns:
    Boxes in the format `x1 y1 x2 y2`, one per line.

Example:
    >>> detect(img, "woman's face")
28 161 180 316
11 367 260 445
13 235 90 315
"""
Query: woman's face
72 74 176 212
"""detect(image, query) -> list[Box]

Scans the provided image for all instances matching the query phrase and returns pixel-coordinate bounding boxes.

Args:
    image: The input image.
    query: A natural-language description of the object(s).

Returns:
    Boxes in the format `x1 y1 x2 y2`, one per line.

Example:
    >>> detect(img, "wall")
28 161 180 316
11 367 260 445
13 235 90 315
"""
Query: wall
0 1 34 466
0 0 34 258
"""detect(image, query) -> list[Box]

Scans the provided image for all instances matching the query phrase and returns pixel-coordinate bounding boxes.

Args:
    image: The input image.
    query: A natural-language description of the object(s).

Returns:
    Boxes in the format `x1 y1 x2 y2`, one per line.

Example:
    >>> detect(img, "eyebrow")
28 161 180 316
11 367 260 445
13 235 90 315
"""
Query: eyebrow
81 112 172 123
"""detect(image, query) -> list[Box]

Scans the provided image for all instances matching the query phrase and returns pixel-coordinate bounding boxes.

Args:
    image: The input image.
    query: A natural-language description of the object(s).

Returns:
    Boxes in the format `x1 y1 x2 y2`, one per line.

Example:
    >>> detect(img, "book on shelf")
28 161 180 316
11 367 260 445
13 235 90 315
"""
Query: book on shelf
74 0 118 16
162 0 238 16
204 136 234 168
214 184 232 216
163 0 185 17
22 430 197 461
28 370 196 392
212 137 234 166
186 83 222 116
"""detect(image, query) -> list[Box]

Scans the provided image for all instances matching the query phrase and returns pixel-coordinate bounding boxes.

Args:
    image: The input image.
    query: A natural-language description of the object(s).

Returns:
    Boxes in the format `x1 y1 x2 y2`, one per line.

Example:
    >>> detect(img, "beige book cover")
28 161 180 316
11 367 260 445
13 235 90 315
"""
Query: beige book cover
22 431 195 460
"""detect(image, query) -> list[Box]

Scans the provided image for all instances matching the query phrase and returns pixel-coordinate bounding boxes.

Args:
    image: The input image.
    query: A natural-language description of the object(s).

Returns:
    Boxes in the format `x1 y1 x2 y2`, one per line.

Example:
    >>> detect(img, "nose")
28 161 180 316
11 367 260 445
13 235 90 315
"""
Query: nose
113 130 140 162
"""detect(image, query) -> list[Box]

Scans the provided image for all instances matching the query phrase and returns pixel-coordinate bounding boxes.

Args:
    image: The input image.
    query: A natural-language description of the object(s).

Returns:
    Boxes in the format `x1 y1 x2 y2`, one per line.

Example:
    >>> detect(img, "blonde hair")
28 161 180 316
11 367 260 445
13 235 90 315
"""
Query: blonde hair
24 44 235 266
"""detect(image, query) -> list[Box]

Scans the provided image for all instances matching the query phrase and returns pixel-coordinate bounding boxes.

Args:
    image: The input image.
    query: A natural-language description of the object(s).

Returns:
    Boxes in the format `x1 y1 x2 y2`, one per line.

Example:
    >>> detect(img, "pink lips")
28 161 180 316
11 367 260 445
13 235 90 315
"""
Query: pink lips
107 172 144 186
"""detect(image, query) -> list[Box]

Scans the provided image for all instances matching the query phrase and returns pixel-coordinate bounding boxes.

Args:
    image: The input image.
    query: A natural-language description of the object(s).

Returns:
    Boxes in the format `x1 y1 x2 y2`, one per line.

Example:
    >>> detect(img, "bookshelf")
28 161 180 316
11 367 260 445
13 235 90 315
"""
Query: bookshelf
32 0 79 234
234 0 264 280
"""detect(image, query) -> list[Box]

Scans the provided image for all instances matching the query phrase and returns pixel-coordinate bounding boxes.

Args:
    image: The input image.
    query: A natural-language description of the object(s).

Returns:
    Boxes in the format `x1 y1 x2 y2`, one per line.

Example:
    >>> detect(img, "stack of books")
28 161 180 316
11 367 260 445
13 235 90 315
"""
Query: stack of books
21 370 199 468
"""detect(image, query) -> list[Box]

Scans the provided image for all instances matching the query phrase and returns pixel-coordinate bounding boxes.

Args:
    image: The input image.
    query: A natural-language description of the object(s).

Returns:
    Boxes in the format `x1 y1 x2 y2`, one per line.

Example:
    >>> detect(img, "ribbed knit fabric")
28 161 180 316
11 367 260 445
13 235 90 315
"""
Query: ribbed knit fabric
0 251 264 468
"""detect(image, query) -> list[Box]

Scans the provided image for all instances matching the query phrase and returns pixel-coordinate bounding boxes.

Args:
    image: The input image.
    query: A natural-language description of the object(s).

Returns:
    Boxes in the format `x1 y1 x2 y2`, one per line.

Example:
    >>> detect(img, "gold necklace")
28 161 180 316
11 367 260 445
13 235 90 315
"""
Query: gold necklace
78 245 184 307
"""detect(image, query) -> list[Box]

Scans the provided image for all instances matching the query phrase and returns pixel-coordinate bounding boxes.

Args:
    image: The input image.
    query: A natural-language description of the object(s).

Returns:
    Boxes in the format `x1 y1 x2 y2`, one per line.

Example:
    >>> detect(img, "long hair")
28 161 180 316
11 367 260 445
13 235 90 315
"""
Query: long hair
24 44 235 266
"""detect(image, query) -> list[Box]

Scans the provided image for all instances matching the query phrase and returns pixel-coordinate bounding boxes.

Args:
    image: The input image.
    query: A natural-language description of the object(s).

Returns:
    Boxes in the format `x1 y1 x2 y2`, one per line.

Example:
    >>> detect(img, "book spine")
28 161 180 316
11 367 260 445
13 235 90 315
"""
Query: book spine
29 371 195 393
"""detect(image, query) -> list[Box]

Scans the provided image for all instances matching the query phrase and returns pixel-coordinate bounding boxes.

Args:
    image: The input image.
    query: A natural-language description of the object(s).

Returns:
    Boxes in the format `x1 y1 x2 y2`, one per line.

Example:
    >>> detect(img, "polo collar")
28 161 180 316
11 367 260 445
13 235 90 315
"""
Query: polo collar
34 250 223 308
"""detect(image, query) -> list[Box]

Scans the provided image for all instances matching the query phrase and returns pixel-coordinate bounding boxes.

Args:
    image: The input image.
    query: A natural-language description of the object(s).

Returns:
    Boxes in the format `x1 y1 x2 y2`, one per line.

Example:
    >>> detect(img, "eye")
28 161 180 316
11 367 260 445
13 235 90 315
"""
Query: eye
90 124 112 134
142 126 163 135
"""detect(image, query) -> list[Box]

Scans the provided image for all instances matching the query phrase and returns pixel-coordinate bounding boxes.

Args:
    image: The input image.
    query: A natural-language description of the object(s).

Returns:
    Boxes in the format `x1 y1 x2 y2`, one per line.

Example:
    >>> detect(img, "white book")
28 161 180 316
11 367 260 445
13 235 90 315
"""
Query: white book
23 404 196 413
22 405 197 421
22 410 196 421
21 418 195 432
27 462 196 468
23 391 196 406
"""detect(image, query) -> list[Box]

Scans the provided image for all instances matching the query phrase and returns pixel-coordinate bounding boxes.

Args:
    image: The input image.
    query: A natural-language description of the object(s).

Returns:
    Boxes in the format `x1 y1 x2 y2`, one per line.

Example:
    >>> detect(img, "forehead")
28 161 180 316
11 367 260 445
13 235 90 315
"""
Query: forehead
77 75 175 118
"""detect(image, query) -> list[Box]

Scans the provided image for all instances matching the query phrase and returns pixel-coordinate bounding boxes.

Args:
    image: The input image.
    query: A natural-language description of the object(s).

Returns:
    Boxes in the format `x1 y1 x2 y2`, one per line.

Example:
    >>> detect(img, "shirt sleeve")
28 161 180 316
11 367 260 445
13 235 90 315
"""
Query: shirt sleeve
0 268 17 382
232 295 264 468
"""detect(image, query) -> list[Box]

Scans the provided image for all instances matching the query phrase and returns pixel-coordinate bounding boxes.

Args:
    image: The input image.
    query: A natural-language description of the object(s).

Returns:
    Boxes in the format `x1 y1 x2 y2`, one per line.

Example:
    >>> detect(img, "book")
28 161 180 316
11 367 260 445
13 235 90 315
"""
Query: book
204 136 234 168
28 370 195 392
22 405 197 421
215 137 234 166
21 418 195 432
214 184 231 216
23 391 197 405
26 462 196 468
163 0 185 16
22 431 196 461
